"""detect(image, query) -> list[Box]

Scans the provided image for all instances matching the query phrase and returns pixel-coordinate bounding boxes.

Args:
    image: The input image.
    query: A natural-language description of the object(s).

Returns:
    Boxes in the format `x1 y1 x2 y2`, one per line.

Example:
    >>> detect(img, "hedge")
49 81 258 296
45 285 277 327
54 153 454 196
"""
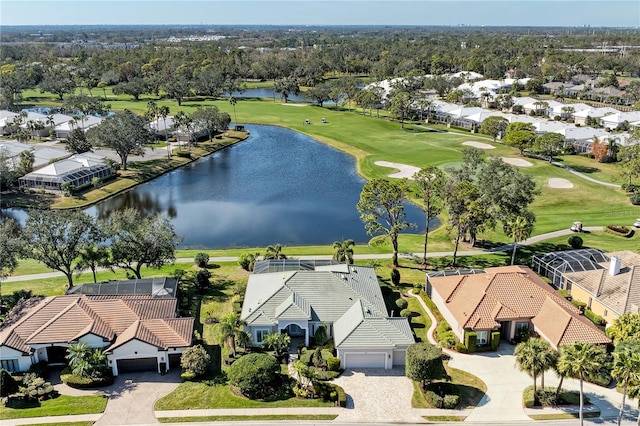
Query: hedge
60 374 114 389
490 331 500 351
584 309 606 326
523 386 536 408
464 332 477 352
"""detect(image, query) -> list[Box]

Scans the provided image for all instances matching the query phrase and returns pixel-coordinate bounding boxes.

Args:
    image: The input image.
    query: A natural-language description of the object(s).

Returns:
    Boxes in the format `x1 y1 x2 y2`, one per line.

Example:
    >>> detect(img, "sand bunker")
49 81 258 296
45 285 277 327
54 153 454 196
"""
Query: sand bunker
462 141 495 149
548 178 574 189
375 161 421 179
280 103 307 107
501 157 533 167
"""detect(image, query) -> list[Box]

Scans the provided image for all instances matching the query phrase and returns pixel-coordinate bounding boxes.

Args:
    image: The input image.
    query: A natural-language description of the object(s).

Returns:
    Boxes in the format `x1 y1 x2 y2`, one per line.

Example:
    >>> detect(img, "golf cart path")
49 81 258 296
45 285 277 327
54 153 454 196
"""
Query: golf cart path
550 160 621 188
4 228 603 283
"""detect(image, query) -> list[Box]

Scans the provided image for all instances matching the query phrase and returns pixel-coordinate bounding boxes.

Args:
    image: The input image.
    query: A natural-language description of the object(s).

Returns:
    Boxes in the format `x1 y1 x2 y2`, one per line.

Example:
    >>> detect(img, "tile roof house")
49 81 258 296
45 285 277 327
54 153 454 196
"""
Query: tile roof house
558 250 640 322
0 294 193 376
241 264 414 369
426 266 610 350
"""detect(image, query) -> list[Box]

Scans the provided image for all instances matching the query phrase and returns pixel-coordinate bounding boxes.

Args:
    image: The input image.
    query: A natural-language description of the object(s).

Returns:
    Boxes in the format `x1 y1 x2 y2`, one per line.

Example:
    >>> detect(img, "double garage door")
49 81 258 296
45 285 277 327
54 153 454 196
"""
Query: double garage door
343 352 386 369
116 357 158 374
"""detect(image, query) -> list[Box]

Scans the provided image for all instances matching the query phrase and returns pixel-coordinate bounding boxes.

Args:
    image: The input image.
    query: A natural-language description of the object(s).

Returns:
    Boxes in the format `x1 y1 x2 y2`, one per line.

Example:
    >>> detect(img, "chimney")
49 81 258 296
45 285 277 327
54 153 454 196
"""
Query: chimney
609 256 622 276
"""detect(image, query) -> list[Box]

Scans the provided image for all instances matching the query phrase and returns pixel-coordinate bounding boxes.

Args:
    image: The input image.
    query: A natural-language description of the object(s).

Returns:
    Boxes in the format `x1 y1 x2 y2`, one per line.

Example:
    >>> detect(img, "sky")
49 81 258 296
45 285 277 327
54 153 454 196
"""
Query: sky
1 0 638 28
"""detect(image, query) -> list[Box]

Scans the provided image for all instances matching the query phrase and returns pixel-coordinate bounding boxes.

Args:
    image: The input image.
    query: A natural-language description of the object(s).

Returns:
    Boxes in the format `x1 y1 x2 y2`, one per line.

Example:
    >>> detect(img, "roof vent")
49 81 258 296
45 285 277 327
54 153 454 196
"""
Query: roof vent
609 256 622 276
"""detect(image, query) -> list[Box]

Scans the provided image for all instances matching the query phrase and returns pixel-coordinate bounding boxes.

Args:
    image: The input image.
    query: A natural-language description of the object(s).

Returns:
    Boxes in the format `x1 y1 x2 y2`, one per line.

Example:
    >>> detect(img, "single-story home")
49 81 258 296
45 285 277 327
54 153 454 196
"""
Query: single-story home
0 110 19 135
600 112 640 130
0 293 193 376
572 107 620 126
241 264 414 369
426 265 610 350
67 277 178 298
534 249 640 322
19 152 112 192
54 115 104 139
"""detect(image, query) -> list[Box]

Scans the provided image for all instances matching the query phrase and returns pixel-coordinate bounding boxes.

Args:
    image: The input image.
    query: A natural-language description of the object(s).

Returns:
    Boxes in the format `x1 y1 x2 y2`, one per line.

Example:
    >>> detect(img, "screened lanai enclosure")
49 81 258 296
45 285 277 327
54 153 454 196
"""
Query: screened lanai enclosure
253 259 343 274
531 248 609 288
19 153 112 192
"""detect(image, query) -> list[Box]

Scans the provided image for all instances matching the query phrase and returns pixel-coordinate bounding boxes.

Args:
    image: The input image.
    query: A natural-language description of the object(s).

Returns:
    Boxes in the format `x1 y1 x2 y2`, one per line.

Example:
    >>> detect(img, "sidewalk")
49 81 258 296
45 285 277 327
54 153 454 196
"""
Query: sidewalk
155 407 343 418
1 413 102 426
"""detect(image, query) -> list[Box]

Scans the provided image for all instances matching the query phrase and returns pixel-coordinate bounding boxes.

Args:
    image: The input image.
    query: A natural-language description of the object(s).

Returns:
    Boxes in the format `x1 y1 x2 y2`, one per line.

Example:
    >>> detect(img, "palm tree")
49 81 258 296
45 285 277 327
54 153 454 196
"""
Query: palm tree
264 243 287 260
557 342 609 426
514 338 551 395
627 379 640 426
75 244 112 283
263 332 291 358
219 312 245 357
158 105 171 159
612 340 640 426
608 136 621 162
507 215 534 265
333 239 355 264
235 330 252 351
229 96 238 129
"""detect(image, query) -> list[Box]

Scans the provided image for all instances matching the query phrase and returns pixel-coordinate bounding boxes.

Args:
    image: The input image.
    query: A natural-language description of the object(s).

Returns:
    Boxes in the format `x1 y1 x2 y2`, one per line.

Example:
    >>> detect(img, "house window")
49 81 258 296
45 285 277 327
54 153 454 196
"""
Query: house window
1 359 19 372
588 297 592 309
476 331 489 346
255 329 270 344
604 310 608 317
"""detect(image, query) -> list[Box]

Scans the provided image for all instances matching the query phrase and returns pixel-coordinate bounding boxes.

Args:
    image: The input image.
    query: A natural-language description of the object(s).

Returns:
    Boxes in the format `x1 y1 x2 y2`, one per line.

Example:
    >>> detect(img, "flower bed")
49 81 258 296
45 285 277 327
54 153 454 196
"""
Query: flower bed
603 225 634 238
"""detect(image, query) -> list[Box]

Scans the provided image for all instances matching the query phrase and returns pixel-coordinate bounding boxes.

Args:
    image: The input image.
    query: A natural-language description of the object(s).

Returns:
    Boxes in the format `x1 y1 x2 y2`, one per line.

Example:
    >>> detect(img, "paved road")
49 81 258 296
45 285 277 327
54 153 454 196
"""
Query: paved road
4 227 600 283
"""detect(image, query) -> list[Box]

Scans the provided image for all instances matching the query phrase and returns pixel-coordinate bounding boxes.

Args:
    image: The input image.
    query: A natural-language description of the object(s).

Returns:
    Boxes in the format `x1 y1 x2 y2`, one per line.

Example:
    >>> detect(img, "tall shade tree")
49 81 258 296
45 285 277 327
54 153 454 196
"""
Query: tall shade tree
613 340 640 426
333 239 355 264
219 312 245 357
389 91 412 128
229 96 238 128
504 129 536 156
86 110 154 170
479 116 508 142
514 338 552 395
445 178 486 263
357 179 413 267
533 133 565 162
158 105 171 159
101 208 182 279
413 166 445 268
619 134 640 187
506 215 534 265
557 342 609 426
23 210 101 289
0 218 23 310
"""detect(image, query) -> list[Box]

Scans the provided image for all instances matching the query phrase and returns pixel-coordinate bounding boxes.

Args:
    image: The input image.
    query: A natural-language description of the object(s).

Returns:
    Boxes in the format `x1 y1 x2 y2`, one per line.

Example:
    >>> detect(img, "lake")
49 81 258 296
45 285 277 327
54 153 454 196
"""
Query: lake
5 125 435 249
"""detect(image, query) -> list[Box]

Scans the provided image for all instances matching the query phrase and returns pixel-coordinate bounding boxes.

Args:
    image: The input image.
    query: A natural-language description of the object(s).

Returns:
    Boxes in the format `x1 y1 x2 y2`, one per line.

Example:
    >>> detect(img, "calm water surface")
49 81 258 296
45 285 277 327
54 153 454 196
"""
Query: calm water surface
5 125 434 248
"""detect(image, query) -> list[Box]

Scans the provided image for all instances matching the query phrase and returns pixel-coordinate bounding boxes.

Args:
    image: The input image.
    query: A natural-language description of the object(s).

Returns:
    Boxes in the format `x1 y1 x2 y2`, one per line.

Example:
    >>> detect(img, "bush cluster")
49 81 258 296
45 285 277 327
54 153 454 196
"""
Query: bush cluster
584 309 606 326
631 194 640 205
568 235 583 249
227 353 281 400
603 225 634 238
60 373 114 388
405 343 447 386
395 298 408 310
435 321 457 349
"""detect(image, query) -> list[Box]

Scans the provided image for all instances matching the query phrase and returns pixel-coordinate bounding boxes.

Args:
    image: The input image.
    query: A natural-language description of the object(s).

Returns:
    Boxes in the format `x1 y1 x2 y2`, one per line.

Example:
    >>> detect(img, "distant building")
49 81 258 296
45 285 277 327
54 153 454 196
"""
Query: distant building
19 152 112 192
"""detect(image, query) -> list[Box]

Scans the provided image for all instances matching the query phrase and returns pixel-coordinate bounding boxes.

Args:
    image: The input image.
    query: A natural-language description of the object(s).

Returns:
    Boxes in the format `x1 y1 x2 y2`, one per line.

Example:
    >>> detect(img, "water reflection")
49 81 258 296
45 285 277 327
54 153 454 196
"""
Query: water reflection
6 125 436 248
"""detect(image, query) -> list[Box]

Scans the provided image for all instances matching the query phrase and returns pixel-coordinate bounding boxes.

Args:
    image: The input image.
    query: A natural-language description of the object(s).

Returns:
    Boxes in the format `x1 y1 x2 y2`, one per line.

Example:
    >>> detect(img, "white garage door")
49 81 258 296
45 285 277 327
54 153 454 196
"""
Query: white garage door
344 352 386 369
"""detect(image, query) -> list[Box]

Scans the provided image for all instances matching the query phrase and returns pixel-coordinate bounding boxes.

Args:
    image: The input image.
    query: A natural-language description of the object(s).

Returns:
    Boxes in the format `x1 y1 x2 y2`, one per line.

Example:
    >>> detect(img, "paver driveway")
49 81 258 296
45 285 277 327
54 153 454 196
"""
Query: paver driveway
332 367 426 423
93 370 181 426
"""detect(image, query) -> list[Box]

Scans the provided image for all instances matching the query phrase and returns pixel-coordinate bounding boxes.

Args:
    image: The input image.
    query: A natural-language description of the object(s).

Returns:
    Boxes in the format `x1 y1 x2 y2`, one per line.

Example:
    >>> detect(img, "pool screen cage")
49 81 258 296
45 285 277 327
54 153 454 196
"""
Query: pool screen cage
253 259 344 274
531 248 608 287
19 164 112 191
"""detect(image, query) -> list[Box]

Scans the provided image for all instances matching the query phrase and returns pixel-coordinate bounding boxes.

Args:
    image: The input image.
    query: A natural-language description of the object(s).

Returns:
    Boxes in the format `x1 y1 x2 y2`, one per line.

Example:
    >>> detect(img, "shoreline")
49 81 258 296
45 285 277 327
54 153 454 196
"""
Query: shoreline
1 130 250 211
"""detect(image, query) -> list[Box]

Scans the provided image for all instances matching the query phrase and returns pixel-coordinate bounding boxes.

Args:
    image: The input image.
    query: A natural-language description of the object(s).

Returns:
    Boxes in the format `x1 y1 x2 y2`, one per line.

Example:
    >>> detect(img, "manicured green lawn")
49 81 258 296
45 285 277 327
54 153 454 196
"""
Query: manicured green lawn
406 294 432 343
0 395 107 420
26 423 95 426
411 363 487 409
154 381 334 410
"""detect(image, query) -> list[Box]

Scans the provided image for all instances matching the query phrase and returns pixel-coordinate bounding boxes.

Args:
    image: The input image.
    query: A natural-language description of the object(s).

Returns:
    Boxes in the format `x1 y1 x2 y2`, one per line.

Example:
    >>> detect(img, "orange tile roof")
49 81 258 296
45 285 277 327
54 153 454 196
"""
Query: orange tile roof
0 294 192 353
429 266 610 347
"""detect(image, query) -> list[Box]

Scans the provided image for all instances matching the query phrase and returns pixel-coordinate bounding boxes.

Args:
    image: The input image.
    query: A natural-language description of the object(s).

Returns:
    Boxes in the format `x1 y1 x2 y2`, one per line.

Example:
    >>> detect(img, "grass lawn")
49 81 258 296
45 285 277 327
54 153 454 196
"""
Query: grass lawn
423 415 467 421
406 293 432 343
158 414 338 422
528 412 600 420
154 381 334 410
411 363 487 409
26 423 95 426
0 395 107 420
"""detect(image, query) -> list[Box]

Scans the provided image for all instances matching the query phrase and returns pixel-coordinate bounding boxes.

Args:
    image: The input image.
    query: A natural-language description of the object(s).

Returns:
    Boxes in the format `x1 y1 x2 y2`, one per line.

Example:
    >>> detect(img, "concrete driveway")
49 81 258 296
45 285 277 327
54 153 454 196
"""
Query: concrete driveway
332 368 426 423
93 370 181 426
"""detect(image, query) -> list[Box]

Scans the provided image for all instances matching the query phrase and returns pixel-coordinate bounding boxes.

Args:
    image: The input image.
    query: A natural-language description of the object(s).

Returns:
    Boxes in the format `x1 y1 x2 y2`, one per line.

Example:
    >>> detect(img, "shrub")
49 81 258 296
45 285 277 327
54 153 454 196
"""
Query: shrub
61 182 75 196
490 331 500 351
443 394 460 409
631 194 640 205
558 289 571 300
194 252 209 268
396 298 408 310
227 353 281 400
439 332 457 349
405 343 447 386
20 373 56 401
391 268 401 286
232 300 242 314
238 252 258 271
523 386 536 408
176 150 191 158
195 269 212 293
312 347 325 368
464 332 477 352
604 225 634 238
60 373 114 388
180 345 211 376
314 325 329 347
299 348 312 365
180 371 197 381
327 357 341 372
400 309 412 318
424 390 443 408
318 370 341 380
27 361 49 379
585 309 606 326
622 183 640 193
571 299 587 312
455 342 469 353
0 369 18 397
568 235 583 249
